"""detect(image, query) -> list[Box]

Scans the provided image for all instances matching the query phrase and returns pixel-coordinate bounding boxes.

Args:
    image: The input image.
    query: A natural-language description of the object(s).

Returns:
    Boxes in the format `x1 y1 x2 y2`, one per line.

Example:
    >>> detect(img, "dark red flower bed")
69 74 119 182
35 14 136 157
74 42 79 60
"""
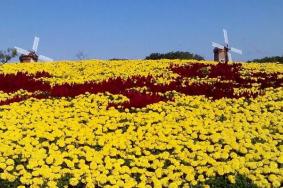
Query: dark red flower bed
0 63 282 109
170 63 243 80
0 72 51 93
170 63 283 88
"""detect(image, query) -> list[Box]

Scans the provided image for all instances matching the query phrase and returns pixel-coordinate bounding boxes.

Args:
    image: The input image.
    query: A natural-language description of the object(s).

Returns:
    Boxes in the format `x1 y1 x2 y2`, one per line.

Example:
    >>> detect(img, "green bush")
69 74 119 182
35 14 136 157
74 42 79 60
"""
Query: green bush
0 48 17 64
0 178 21 188
247 56 283 64
145 51 204 60
194 174 258 188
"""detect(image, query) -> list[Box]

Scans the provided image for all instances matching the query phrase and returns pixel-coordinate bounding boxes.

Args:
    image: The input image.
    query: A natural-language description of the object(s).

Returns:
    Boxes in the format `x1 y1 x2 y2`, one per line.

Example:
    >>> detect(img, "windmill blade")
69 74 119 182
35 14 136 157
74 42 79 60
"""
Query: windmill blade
38 55 53 62
212 42 224 49
223 29 229 45
231 47 243 55
32 37 40 52
228 52 233 62
14 47 29 55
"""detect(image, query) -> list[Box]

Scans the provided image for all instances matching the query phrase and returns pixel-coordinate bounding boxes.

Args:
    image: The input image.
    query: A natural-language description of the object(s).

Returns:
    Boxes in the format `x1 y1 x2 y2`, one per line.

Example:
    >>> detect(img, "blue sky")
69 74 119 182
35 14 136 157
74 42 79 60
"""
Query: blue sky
1 0 282 61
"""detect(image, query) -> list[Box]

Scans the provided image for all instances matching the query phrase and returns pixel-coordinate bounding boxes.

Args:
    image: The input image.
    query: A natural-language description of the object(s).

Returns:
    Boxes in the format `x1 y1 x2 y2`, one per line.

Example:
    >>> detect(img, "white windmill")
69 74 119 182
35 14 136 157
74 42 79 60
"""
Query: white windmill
15 37 53 63
212 29 242 63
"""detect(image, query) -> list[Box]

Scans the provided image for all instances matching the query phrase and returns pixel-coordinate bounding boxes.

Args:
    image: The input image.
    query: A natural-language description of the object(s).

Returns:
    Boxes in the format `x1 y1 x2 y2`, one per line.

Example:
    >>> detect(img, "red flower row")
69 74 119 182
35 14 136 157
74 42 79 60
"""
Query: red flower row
0 63 282 109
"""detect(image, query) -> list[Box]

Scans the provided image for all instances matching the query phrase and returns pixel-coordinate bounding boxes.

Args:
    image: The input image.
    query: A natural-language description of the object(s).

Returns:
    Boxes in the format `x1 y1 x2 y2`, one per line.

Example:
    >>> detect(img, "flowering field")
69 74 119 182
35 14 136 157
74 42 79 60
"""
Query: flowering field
0 60 282 188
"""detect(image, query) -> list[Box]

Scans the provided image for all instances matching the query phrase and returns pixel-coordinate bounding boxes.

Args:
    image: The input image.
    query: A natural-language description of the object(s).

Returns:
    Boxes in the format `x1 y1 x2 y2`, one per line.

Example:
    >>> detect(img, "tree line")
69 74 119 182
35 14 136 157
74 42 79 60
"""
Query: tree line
1 47 282 63
247 56 283 64
145 51 205 60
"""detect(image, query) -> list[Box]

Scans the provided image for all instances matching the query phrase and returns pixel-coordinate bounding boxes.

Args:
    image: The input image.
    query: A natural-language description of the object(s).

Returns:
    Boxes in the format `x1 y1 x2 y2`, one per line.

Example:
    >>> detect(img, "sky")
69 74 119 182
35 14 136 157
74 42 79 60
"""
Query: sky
1 0 283 61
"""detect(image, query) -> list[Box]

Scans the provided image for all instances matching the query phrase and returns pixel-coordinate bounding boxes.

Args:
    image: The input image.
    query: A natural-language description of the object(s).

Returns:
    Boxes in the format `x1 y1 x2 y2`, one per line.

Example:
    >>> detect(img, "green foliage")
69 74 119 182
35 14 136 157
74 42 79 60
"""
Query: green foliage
193 174 258 188
57 173 72 188
0 178 21 188
76 51 88 60
145 51 204 60
109 58 129 61
247 56 283 64
0 48 17 64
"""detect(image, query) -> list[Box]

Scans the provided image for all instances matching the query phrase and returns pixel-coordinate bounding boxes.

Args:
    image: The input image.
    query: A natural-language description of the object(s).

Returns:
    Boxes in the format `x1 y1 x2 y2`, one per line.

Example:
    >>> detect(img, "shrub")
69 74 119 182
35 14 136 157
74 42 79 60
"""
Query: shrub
0 48 17 64
145 51 204 60
247 56 283 64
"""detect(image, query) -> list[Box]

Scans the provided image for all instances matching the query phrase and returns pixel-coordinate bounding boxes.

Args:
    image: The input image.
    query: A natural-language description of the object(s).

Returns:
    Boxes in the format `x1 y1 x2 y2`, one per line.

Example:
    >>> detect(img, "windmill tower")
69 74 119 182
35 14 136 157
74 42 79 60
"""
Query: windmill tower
15 37 53 63
212 29 242 63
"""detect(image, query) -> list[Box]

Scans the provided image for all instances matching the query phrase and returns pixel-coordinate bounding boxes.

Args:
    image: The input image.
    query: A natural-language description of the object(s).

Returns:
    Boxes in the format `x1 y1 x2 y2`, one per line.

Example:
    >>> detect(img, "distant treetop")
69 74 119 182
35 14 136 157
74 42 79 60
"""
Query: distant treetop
109 58 129 61
0 48 17 64
145 51 204 61
247 56 283 64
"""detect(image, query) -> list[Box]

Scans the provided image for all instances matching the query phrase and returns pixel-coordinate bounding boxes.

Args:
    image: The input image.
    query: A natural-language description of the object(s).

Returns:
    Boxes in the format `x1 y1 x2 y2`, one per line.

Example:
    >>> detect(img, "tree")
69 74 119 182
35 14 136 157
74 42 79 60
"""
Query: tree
247 56 283 64
145 51 204 61
0 48 17 64
76 51 88 60
109 58 128 61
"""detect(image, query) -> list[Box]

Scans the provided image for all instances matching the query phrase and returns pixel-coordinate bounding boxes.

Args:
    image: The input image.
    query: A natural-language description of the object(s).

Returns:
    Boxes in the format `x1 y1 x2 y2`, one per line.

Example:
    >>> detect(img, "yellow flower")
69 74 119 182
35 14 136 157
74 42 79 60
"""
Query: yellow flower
168 182 178 188
228 175 236 184
6 159 14 165
278 156 283 164
0 163 7 169
46 156 53 165
70 177 79 186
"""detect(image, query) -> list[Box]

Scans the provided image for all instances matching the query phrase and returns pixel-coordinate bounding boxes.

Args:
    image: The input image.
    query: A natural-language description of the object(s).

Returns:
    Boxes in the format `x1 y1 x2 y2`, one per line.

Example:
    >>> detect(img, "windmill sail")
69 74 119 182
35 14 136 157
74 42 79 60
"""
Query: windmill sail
32 37 40 52
223 29 229 46
231 47 243 55
228 52 233 62
212 42 224 49
14 47 29 55
38 55 53 62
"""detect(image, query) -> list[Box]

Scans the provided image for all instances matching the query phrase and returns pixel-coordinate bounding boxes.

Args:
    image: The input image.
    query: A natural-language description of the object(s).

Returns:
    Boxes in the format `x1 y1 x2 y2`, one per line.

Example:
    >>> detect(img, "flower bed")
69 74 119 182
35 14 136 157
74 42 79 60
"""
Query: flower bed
0 60 282 187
